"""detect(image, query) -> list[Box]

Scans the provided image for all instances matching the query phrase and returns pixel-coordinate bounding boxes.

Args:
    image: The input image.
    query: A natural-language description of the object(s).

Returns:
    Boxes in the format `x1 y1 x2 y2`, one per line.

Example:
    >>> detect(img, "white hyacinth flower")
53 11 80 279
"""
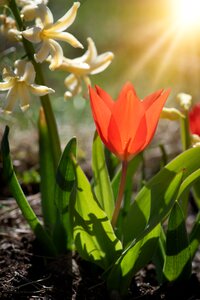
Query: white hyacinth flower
22 2 83 70
0 60 54 113
55 37 114 99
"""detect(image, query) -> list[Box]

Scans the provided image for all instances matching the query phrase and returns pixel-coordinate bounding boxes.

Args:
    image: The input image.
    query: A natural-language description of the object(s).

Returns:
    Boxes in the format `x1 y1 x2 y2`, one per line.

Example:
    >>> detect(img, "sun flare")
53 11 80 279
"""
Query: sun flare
174 0 200 31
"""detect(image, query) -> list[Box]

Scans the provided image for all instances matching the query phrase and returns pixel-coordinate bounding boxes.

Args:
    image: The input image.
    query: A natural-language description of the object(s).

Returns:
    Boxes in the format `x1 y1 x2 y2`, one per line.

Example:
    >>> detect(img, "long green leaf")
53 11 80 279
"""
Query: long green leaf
189 212 200 258
123 147 200 245
1 126 57 255
69 157 123 270
92 132 114 219
163 201 191 281
177 169 200 215
53 137 76 252
106 225 161 294
38 108 57 234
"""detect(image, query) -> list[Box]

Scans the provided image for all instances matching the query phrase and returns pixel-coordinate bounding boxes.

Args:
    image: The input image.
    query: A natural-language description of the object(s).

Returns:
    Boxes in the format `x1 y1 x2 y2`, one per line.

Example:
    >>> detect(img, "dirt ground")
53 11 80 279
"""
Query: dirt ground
1 193 200 300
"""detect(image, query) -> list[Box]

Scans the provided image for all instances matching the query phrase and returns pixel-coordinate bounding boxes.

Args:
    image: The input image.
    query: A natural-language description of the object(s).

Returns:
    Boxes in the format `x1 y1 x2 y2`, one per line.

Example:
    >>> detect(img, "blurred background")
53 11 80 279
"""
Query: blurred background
1 0 200 167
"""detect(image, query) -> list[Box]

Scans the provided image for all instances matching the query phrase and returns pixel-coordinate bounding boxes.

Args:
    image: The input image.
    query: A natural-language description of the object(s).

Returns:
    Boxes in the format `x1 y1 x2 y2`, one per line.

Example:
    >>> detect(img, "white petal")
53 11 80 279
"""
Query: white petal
64 90 73 99
2 67 15 81
43 31 83 48
29 83 55 96
22 26 42 43
35 40 50 63
14 60 26 77
37 4 53 26
64 73 77 88
64 74 82 96
4 86 18 113
56 58 89 74
21 61 36 83
83 75 91 87
90 52 114 74
48 39 63 69
21 4 38 21
0 80 14 91
45 2 80 32
18 83 31 110
85 37 97 63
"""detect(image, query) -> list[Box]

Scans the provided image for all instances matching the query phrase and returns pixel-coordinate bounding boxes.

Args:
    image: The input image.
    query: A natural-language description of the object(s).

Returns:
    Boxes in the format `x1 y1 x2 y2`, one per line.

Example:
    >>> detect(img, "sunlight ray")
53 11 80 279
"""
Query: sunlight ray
152 29 185 87
130 25 178 78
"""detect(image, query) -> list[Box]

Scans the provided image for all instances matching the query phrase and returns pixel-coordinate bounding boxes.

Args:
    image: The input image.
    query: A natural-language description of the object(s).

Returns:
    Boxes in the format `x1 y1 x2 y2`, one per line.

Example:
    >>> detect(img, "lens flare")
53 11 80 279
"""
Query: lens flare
174 0 200 31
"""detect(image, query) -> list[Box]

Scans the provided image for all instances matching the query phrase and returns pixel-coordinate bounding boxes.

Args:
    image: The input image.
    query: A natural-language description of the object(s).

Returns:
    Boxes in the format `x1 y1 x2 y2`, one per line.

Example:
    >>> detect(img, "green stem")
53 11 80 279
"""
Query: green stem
8 0 61 168
111 160 128 228
180 111 191 151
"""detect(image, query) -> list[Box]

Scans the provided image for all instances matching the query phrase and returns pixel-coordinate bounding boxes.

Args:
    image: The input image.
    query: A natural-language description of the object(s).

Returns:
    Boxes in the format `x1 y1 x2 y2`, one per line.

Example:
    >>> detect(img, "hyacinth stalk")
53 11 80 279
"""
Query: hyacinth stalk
9 0 61 169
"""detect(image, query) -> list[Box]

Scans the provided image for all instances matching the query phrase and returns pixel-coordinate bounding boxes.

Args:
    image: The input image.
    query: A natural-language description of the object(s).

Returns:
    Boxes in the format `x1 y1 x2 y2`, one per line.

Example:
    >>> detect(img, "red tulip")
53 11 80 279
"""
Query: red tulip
89 82 170 161
189 103 200 136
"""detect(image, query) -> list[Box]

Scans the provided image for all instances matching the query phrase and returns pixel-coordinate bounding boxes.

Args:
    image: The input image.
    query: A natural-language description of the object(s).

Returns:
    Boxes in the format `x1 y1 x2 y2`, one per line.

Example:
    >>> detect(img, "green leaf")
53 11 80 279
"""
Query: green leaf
153 226 166 283
53 138 76 252
192 181 200 208
69 157 123 270
123 169 183 246
1 126 57 256
92 132 114 219
189 212 200 259
163 201 191 282
177 169 200 215
38 108 57 234
123 147 200 245
106 225 161 294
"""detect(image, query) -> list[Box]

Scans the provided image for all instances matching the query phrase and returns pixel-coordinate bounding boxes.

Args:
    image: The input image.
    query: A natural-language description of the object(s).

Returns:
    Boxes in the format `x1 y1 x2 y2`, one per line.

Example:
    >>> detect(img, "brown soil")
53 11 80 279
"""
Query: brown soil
1 194 200 300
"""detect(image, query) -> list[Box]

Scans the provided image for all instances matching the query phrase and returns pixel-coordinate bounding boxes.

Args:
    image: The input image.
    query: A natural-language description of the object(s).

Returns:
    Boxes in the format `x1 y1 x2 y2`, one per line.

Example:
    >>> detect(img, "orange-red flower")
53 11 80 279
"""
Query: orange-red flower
89 82 170 161
189 103 200 136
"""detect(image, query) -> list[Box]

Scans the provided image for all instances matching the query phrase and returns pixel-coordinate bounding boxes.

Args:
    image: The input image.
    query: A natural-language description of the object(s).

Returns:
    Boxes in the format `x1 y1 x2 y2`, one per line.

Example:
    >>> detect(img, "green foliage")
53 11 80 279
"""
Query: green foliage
92 132 115 219
69 156 123 270
189 212 200 259
106 225 161 294
1 126 57 256
123 147 200 246
53 137 77 252
38 109 57 234
163 201 191 282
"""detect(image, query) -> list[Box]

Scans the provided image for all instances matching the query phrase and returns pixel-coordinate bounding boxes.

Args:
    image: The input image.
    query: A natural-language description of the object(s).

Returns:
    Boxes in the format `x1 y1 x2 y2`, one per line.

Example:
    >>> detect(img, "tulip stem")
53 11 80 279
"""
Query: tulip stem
112 160 128 228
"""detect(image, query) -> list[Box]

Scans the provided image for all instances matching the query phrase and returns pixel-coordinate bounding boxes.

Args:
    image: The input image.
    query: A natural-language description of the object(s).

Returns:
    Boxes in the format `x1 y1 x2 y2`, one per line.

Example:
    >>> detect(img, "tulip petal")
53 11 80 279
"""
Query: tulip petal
107 114 123 157
112 83 144 151
127 114 147 159
189 104 200 135
142 89 163 109
95 85 114 111
89 86 112 147
143 89 170 148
